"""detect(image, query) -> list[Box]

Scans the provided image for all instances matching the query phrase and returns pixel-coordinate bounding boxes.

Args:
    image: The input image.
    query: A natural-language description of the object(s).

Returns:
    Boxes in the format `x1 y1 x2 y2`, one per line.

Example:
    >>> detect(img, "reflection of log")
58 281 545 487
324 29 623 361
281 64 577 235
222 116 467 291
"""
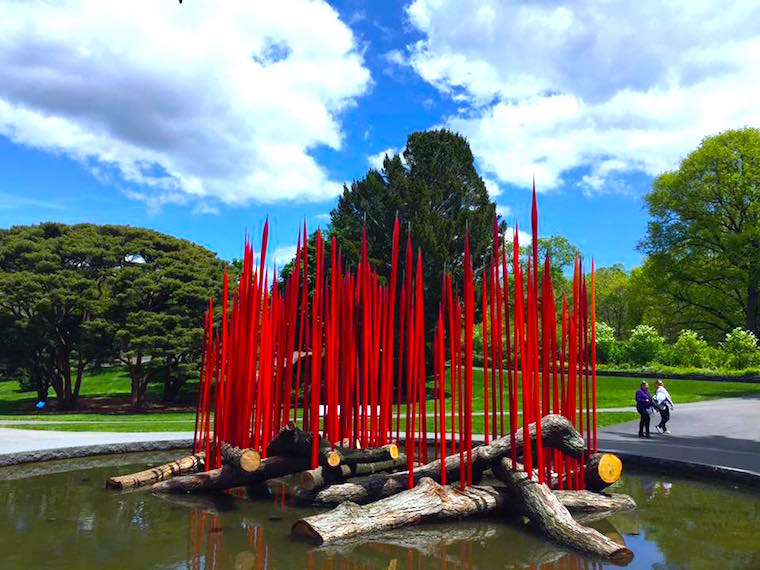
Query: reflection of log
292 477 505 544
585 453 623 492
152 455 309 494
493 463 633 564
298 456 408 491
220 443 261 473
106 453 204 490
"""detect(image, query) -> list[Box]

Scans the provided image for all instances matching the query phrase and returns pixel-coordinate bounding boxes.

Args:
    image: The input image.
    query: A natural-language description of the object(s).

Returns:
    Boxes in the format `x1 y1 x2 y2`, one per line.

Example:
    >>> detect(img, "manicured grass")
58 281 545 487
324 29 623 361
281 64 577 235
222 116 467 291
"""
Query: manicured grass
0 367 198 414
420 369 760 413
2 364 756 432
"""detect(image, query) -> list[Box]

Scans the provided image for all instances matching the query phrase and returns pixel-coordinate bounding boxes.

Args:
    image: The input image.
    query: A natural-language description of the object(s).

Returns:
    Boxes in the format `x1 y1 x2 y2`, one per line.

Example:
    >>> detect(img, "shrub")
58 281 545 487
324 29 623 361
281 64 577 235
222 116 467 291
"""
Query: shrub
625 324 665 365
595 322 618 363
670 329 710 368
721 327 759 369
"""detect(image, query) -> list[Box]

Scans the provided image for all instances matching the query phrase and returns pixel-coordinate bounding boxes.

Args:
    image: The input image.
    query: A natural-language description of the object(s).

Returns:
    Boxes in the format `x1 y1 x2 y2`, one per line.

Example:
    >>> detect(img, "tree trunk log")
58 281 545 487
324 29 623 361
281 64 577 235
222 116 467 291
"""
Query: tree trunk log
298 456 408 491
266 421 341 467
493 461 633 564
292 477 506 544
584 453 623 492
220 443 261 473
106 453 205 490
553 490 635 514
297 414 582 506
151 455 309 494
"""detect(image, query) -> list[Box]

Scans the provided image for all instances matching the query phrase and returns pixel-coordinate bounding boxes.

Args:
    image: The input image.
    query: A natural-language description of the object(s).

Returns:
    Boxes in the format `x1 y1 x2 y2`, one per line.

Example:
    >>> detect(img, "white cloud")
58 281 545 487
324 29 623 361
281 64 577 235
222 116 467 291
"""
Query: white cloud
313 212 331 222
404 0 760 193
482 176 501 197
495 204 511 219
504 226 532 247
367 147 399 170
0 0 370 208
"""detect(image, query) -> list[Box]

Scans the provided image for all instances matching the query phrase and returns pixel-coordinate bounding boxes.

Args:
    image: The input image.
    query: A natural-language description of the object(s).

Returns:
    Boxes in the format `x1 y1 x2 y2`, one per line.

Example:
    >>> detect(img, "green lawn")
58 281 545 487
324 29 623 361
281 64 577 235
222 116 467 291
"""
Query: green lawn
1 365 757 433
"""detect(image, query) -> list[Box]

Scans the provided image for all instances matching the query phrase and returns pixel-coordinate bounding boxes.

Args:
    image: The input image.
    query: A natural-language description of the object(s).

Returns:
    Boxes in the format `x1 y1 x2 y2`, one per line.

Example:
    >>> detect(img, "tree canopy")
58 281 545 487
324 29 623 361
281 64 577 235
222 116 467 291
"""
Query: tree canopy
329 129 504 329
639 127 760 341
0 223 226 409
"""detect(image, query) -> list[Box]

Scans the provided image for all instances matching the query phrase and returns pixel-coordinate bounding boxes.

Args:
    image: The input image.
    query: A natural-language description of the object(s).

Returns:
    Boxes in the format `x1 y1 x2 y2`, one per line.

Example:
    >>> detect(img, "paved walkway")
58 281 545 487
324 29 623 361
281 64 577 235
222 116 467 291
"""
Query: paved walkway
598 396 760 478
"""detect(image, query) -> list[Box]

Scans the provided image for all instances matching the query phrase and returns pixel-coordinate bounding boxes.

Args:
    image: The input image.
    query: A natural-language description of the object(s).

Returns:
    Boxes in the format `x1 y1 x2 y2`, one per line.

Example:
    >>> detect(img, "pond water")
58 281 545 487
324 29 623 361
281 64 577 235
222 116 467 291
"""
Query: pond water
0 451 758 569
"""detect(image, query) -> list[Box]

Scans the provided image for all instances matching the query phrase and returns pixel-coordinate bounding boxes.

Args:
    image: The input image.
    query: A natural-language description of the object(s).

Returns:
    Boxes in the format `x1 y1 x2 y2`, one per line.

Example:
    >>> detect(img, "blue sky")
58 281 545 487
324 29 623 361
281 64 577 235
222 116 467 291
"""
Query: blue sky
1 0 759 270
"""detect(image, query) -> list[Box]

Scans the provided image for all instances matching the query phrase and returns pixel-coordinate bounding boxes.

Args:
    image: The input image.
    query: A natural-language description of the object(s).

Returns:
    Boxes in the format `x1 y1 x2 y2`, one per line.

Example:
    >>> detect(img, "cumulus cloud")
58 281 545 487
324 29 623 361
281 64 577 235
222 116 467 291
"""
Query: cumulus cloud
495 204 511 219
0 0 370 208
367 147 406 170
404 0 760 193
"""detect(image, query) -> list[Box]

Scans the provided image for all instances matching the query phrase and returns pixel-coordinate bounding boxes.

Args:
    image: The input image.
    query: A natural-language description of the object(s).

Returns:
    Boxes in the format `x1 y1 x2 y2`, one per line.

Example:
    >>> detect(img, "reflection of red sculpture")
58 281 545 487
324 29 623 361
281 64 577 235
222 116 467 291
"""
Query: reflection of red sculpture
192 185 598 489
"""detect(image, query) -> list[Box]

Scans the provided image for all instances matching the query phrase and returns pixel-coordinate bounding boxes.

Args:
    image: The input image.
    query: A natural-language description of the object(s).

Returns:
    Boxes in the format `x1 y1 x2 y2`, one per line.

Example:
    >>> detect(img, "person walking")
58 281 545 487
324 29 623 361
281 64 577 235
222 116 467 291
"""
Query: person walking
635 381 654 438
653 379 674 433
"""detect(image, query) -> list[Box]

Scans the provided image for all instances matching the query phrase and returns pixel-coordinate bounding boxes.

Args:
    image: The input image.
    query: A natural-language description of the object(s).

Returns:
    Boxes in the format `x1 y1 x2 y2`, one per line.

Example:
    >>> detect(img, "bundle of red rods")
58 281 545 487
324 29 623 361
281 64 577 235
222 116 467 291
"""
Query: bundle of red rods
193 186 598 490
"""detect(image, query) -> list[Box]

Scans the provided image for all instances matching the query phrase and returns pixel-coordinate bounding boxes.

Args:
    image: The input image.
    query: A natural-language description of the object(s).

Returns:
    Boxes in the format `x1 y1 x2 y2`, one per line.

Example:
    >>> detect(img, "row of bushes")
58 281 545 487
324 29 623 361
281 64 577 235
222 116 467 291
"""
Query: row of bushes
596 324 760 371
472 322 760 373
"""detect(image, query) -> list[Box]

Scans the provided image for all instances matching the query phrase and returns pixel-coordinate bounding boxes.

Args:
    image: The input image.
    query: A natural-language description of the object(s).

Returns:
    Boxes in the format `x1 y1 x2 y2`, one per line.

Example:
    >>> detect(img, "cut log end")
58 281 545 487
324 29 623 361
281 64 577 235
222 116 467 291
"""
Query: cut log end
586 453 623 492
239 450 262 473
326 450 342 467
386 443 399 460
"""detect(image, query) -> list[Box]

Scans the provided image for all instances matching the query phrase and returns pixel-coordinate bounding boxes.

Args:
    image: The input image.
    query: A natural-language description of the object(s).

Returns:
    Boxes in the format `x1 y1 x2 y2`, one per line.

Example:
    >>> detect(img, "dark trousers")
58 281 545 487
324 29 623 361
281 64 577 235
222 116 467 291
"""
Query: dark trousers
638 410 651 436
658 407 670 431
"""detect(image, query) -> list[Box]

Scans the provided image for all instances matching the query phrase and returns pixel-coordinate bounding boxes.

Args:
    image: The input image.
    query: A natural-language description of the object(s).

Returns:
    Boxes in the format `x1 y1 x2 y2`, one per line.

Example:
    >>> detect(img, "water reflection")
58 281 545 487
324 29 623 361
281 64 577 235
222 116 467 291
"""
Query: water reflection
1 454 759 569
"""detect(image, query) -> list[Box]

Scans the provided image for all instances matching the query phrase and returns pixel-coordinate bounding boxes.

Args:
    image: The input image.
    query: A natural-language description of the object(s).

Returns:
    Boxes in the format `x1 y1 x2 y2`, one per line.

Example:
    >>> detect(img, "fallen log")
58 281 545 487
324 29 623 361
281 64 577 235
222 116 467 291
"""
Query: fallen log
298 456 408 491
266 421 341 467
152 455 309 494
297 414 582 505
220 443 261 473
292 476 634 551
584 452 623 492
292 477 505 544
553 490 635 514
106 452 205 490
493 461 633 564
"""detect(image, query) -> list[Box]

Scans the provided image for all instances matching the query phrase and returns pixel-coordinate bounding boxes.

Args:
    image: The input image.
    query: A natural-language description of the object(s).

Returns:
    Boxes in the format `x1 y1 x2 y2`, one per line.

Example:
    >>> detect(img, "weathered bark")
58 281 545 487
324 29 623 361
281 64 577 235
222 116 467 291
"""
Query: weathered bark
292 477 506 544
337 444 399 466
220 443 261 473
493 461 633 564
553 490 635 514
106 453 205 490
297 414 582 506
584 453 623 492
152 455 309 494
292 475 634 552
298 456 408 491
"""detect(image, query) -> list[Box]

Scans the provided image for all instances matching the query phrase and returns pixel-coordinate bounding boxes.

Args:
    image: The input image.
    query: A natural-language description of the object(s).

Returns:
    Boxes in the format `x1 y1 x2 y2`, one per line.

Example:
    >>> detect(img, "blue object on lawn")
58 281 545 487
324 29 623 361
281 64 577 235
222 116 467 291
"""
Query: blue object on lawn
35 401 46 410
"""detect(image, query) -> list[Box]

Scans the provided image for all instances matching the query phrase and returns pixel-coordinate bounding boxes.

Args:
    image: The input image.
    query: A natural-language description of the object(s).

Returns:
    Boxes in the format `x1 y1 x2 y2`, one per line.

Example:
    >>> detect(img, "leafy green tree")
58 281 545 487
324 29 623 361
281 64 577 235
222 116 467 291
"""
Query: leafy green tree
327 129 504 331
0 223 113 409
640 127 760 340
105 227 226 409
720 327 759 369
625 324 665 365
595 264 632 339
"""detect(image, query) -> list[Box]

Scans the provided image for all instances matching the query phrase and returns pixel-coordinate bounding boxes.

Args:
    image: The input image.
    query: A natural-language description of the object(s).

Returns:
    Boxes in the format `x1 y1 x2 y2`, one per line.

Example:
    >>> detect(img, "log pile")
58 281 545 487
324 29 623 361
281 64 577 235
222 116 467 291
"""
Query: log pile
106 415 635 564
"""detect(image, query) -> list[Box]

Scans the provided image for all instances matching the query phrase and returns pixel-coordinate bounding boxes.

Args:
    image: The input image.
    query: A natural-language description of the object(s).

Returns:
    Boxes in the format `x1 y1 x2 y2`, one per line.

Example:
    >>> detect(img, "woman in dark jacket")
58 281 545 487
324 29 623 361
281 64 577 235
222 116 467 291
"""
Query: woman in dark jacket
635 381 654 438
